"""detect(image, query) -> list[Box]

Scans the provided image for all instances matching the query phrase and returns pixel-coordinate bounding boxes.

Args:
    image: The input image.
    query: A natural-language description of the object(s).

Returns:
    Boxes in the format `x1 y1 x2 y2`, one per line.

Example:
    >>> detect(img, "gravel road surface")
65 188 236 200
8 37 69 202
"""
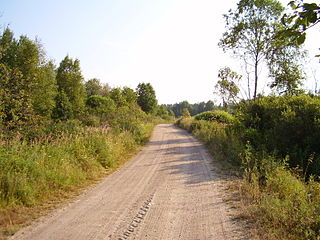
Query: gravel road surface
10 124 246 240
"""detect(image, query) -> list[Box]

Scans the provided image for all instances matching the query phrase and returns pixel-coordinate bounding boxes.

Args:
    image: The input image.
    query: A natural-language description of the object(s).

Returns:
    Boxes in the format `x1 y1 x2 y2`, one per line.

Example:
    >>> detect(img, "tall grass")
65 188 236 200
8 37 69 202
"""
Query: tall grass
0 122 155 238
0 124 153 207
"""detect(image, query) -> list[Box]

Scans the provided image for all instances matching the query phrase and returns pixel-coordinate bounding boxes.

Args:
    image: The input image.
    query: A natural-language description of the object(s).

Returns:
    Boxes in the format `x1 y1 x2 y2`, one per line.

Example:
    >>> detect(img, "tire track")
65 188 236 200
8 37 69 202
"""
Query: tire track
116 194 154 240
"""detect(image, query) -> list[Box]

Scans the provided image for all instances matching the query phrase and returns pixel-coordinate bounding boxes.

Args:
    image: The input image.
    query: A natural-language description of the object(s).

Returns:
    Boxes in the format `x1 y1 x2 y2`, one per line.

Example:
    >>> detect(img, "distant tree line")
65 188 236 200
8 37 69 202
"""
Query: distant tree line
0 28 169 140
165 100 218 117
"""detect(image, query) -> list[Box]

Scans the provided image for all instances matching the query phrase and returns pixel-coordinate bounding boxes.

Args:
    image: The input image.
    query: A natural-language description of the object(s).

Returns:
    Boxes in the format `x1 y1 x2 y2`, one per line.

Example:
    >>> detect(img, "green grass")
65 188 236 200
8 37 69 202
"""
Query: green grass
241 167 320 240
0 122 156 239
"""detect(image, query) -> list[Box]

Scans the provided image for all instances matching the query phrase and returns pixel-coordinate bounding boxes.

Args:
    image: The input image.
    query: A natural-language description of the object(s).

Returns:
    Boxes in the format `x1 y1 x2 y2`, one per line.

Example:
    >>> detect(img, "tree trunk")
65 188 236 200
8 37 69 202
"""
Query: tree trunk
253 58 258 100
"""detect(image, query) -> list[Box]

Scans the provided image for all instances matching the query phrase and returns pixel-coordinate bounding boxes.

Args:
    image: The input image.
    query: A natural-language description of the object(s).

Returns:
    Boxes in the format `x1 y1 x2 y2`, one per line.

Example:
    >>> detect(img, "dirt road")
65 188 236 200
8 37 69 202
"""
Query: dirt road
10 124 246 240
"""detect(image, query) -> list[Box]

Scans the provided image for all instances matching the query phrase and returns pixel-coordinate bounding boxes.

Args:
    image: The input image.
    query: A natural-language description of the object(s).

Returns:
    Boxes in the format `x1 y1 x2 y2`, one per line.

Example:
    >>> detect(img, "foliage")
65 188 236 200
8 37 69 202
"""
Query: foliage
0 122 154 208
0 29 42 134
122 87 137 104
32 61 57 118
194 110 235 124
215 67 240 107
166 100 218 117
268 21 306 95
0 26 168 238
181 108 191 118
281 1 320 46
84 78 110 97
55 56 86 118
86 95 116 122
236 95 320 177
136 83 158 114
177 113 320 240
109 88 126 107
85 78 101 96
268 54 305 95
52 91 74 120
214 94 320 180
219 0 304 98
242 164 320 240
156 104 172 120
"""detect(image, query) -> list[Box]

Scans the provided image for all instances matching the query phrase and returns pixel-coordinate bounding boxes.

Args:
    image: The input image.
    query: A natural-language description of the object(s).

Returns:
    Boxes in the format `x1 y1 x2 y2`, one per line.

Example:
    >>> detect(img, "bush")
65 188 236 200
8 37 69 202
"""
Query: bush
177 95 320 240
194 110 235 124
236 95 320 177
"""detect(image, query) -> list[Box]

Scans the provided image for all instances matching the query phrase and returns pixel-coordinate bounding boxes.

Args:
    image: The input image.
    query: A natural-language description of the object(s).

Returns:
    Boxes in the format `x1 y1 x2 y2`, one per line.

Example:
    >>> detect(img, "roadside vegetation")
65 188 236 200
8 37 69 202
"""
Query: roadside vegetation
2 0 320 238
176 0 320 239
177 97 320 239
0 28 172 238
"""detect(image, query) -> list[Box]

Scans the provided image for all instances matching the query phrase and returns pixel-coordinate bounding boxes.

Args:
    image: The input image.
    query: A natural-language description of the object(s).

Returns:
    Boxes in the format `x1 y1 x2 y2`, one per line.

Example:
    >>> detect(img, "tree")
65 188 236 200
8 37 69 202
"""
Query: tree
175 101 191 117
84 78 110 97
156 104 170 119
0 28 40 131
136 83 158 114
204 100 216 112
0 63 34 131
56 56 86 118
109 88 126 107
268 53 305 95
32 61 57 118
86 95 116 121
190 102 206 115
215 67 241 108
219 0 284 99
182 108 191 118
166 100 217 117
53 90 73 120
122 87 137 104
85 78 102 97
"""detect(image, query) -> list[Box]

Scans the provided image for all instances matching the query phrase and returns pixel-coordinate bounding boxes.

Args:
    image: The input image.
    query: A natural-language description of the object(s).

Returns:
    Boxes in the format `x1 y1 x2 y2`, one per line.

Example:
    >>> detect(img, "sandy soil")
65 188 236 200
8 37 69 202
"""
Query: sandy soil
10 124 248 240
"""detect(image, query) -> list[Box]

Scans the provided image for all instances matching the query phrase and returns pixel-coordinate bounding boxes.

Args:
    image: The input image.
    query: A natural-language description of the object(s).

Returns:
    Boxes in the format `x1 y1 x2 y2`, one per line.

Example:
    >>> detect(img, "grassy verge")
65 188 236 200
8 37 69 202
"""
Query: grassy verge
177 117 320 240
0 122 156 239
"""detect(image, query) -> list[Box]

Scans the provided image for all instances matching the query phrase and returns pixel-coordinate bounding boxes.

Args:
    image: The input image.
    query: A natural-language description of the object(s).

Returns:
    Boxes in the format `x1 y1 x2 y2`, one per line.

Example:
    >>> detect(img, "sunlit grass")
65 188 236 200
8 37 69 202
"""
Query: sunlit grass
0 122 156 238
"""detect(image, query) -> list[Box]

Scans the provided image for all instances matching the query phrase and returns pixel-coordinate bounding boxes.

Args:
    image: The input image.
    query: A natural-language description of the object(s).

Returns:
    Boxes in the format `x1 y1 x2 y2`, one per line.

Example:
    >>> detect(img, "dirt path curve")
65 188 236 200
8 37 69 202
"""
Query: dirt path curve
10 124 246 240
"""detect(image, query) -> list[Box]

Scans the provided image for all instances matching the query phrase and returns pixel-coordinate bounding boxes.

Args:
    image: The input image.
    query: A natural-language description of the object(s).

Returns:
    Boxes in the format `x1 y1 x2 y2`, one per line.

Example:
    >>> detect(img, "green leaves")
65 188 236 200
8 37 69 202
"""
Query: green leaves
219 0 288 99
297 32 306 45
55 56 86 119
281 1 320 45
303 3 319 12
215 67 241 108
136 83 158 114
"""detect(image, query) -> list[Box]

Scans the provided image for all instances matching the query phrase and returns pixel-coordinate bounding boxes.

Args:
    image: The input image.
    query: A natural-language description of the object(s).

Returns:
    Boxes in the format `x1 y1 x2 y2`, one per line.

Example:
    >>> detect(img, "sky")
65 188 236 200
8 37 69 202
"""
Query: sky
1 0 319 104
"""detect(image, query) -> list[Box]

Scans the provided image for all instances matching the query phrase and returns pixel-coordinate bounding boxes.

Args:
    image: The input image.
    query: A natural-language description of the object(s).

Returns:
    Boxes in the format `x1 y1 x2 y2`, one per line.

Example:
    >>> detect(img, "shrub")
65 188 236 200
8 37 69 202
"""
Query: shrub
194 110 235 124
177 95 320 240
236 95 320 177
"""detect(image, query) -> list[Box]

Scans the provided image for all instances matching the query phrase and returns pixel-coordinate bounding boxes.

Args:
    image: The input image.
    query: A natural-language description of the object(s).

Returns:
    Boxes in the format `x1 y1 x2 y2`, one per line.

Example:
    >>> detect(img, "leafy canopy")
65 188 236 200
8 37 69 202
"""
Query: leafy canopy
281 1 320 46
219 0 304 98
215 67 241 108
136 83 158 114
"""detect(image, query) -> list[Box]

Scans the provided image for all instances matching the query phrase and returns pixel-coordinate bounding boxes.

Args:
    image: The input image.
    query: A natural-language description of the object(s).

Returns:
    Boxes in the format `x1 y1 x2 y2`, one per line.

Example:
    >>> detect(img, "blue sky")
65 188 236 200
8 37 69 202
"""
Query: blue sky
1 0 319 104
